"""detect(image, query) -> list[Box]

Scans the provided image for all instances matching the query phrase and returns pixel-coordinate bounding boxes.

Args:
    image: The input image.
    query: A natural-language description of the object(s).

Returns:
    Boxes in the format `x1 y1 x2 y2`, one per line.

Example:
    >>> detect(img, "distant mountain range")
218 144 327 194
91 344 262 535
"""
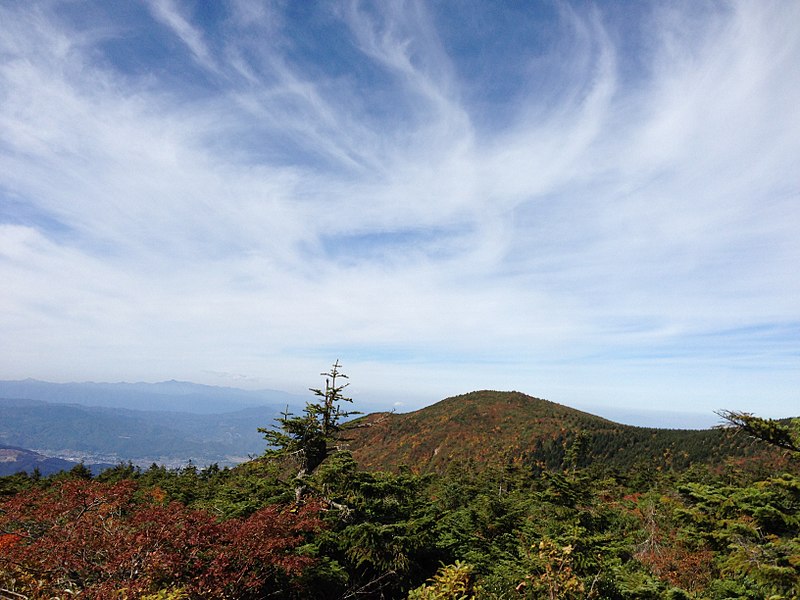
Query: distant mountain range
0 397 291 467
0 378 304 413
0 379 310 470
343 390 779 473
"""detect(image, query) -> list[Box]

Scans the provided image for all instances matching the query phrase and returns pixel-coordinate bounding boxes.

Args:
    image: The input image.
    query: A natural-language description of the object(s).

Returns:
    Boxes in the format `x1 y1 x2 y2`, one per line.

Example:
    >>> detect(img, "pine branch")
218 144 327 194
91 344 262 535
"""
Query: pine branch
717 410 800 453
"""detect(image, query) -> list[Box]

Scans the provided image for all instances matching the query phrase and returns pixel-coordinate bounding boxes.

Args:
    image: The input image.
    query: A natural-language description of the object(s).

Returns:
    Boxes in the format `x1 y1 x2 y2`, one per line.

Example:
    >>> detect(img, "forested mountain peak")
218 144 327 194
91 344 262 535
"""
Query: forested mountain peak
343 390 781 473
404 389 615 425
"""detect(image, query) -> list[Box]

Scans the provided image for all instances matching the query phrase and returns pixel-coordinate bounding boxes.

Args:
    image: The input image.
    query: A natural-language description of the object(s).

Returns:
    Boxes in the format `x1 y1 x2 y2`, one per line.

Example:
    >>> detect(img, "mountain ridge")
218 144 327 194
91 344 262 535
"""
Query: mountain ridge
342 390 780 473
1 383 787 475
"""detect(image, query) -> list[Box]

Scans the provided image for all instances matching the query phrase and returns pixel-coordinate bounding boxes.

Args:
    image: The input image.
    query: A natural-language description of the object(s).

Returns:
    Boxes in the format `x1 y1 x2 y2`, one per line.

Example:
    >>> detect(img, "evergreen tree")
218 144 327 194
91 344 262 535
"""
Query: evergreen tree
260 360 358 501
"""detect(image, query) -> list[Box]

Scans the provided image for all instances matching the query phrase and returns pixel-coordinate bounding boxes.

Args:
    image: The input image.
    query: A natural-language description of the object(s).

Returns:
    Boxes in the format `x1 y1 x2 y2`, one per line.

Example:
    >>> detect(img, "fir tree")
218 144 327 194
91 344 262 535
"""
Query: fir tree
260 360 358 501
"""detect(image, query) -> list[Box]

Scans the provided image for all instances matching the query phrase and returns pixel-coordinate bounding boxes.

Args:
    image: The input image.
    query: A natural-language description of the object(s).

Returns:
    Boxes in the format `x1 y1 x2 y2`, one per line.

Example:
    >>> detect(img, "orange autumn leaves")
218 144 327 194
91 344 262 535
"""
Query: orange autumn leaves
0 479 323 599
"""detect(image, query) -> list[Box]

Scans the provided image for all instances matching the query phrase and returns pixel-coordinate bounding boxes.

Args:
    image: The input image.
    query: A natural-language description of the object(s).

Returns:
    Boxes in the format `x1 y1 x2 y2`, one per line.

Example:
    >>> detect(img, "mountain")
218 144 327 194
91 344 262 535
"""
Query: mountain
0 398 286 467
342 390 775 473
0 445 113 477
0 379 304 414
0 379 310 467
2 385 778 473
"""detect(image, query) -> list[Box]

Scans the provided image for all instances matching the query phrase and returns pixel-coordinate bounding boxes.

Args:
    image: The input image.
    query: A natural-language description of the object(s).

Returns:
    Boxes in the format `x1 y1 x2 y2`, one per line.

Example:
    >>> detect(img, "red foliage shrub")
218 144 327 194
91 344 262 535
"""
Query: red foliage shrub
0 480 323 598
637 545 715 591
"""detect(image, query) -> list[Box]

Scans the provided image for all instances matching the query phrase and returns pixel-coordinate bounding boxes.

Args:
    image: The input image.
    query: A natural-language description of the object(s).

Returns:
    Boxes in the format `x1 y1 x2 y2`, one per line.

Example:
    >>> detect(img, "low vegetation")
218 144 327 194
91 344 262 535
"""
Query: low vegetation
1 364 798 599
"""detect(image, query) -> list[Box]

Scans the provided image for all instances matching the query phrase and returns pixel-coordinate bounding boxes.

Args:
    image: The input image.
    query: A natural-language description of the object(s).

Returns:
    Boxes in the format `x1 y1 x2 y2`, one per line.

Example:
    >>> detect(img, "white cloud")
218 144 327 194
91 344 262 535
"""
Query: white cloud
0 1 797 417
148 0 217 72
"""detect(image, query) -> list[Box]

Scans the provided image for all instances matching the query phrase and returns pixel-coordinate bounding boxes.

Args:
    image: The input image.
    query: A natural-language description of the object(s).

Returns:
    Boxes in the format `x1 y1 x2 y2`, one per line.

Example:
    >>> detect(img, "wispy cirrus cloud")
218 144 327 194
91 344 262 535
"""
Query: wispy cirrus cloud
148 0 218 72
0 1 797 418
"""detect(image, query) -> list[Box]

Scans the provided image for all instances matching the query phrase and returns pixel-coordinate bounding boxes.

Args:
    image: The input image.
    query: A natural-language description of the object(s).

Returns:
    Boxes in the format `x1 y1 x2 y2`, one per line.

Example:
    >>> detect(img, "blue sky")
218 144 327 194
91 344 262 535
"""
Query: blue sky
1 0 798 422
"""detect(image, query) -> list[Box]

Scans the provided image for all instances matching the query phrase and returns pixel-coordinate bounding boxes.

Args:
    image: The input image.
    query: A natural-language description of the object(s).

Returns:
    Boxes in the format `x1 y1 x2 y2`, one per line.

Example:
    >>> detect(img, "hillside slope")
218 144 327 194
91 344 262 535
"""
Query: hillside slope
342 390 774 473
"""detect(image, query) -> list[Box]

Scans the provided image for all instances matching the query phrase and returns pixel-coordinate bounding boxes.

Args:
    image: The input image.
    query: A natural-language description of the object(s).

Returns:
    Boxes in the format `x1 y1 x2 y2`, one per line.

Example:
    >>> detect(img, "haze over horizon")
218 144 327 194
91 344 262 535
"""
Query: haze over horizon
0 377 725 430
1 1 798 420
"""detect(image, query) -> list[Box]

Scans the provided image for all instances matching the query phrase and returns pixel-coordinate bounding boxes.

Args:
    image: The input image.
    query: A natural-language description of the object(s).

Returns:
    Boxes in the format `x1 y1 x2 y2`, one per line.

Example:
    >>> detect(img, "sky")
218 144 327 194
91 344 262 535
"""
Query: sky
1 0 798 423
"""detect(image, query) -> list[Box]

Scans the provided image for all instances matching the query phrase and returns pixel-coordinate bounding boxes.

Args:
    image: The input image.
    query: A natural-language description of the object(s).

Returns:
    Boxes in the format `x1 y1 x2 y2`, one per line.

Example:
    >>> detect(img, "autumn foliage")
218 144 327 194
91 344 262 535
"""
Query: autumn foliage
1 393 798 599
0 479 322 599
